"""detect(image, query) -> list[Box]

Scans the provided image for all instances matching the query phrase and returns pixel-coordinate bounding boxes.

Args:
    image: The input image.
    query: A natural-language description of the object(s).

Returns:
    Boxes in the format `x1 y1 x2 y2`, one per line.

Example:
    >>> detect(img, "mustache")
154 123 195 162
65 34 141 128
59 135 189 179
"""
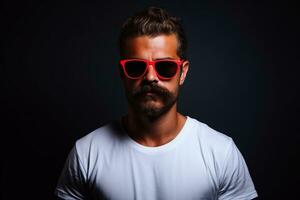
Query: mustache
133 84 170 97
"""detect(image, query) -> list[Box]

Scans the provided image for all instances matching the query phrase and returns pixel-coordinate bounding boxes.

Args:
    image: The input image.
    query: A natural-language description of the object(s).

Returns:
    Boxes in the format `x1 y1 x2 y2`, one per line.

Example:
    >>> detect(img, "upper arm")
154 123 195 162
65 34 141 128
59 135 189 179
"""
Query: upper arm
218 139 258 200
54 145 88 200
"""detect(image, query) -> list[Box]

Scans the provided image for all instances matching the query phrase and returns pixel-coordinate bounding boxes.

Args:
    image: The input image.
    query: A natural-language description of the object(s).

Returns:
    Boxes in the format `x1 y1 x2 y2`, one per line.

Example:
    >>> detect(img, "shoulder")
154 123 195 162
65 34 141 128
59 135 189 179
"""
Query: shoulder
74 120 124 161
188 116 234 153
186 116 241 178
187 117 256 193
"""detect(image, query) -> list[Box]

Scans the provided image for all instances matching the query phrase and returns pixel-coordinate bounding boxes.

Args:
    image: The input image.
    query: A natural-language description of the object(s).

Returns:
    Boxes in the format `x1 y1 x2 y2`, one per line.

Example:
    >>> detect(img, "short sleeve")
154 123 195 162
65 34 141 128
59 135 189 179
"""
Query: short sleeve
218 139 258 200
54 145 88 200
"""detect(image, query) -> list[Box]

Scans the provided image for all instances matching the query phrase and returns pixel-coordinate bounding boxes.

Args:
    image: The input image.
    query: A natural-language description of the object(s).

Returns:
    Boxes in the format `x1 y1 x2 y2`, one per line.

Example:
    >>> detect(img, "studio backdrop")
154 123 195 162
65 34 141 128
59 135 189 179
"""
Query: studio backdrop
2 1 299 199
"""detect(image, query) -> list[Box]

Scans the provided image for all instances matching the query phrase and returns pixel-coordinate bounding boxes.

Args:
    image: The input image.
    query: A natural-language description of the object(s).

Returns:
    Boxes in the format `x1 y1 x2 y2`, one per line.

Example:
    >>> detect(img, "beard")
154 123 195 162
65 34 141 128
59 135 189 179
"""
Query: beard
125 82 179 121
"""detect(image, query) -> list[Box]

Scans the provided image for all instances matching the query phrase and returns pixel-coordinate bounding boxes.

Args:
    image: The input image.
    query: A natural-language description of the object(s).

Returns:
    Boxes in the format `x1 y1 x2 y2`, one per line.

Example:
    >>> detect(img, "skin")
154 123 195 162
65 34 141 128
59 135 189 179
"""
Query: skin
120 34 189 147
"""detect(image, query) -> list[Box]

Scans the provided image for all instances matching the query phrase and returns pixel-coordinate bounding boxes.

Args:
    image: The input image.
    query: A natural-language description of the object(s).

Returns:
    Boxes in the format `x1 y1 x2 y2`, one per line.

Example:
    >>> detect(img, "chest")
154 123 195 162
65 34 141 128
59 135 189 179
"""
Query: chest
89 147 219 200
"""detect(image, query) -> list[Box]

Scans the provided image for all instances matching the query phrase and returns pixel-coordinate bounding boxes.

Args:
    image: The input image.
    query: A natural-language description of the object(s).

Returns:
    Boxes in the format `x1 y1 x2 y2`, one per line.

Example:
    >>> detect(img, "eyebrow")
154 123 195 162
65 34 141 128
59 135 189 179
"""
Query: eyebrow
125 57 177 60
154 57 176 60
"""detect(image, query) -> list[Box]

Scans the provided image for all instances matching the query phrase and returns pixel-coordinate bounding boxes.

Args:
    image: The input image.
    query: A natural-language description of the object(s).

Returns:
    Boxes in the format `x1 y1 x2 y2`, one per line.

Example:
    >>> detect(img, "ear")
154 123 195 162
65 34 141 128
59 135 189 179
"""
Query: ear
179 60 189 85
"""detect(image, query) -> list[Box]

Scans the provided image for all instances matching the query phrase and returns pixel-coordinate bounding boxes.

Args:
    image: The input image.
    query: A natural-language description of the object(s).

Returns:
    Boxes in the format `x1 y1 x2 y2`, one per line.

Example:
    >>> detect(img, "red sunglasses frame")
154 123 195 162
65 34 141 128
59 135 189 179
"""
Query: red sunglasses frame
119 59 184 80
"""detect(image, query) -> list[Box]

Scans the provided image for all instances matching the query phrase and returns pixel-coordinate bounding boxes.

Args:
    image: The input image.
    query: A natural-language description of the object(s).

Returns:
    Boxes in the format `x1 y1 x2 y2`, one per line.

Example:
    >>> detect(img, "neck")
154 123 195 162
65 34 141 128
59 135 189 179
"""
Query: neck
123 103 187 147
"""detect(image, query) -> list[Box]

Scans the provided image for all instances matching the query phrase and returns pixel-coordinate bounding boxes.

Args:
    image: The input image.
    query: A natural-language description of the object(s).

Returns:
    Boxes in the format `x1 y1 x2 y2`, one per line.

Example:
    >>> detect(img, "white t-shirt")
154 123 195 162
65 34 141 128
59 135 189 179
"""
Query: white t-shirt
55 116 258 200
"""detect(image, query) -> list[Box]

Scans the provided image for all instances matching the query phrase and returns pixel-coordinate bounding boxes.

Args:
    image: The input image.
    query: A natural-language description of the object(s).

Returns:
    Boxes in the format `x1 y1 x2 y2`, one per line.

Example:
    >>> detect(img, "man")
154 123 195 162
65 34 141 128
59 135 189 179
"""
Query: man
55 7 258 200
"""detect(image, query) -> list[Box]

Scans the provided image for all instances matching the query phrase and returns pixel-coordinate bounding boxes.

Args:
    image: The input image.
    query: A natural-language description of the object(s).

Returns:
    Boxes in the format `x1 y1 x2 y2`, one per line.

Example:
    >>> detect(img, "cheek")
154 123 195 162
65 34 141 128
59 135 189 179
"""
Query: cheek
123 79 141 92
165 80 180 95
171 74 181 90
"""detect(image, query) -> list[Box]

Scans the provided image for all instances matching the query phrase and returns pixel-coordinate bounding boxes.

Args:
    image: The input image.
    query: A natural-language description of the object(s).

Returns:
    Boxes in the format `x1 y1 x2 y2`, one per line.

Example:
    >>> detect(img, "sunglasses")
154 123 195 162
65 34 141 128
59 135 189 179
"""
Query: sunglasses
120 59 184 80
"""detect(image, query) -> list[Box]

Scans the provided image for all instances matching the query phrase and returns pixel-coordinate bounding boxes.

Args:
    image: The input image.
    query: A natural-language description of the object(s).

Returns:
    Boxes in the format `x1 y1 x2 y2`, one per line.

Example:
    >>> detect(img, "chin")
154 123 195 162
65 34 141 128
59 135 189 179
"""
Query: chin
141 107 165 120
138 102 172 120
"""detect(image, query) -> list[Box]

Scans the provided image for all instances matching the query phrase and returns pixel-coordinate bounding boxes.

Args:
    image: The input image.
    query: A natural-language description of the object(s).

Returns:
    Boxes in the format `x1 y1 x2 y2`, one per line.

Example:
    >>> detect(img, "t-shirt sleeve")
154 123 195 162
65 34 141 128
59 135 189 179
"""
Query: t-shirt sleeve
54 145 88 200
218 139 258 200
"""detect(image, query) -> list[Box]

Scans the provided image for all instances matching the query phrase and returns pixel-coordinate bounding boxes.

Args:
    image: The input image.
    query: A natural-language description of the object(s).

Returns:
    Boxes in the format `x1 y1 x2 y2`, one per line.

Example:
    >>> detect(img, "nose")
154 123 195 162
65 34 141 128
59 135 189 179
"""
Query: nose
144 64 159 82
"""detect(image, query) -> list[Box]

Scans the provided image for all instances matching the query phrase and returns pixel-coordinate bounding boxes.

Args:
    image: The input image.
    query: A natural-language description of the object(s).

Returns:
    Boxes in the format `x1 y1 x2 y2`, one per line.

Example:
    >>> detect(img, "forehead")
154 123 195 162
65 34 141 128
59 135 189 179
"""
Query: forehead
123 34 179 59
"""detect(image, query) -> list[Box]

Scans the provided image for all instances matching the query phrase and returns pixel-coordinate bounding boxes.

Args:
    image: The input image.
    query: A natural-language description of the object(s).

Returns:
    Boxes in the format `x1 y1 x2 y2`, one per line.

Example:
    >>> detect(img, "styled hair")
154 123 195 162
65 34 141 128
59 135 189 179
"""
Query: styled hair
119 6 187 60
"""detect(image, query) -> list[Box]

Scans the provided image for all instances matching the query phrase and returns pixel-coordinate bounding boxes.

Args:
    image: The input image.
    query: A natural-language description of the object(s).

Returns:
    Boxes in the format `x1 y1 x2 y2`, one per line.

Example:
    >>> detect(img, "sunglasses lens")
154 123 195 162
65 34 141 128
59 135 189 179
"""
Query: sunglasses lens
155 61 178 78
124 61 147 78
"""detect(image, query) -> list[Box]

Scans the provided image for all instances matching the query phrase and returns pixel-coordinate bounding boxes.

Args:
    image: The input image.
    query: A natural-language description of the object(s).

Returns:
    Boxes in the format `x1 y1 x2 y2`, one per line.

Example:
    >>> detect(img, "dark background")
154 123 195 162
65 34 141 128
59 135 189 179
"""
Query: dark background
2 0 299 199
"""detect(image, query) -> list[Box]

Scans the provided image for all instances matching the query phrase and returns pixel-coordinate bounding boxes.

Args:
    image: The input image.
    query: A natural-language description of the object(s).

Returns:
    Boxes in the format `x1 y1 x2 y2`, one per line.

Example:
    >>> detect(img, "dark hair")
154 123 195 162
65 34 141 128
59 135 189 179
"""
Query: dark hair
119 7 187 60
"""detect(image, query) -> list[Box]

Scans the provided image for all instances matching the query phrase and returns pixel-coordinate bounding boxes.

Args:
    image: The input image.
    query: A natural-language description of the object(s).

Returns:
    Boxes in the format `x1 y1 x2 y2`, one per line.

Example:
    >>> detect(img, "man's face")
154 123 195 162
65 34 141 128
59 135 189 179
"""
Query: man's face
121 34 189 119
